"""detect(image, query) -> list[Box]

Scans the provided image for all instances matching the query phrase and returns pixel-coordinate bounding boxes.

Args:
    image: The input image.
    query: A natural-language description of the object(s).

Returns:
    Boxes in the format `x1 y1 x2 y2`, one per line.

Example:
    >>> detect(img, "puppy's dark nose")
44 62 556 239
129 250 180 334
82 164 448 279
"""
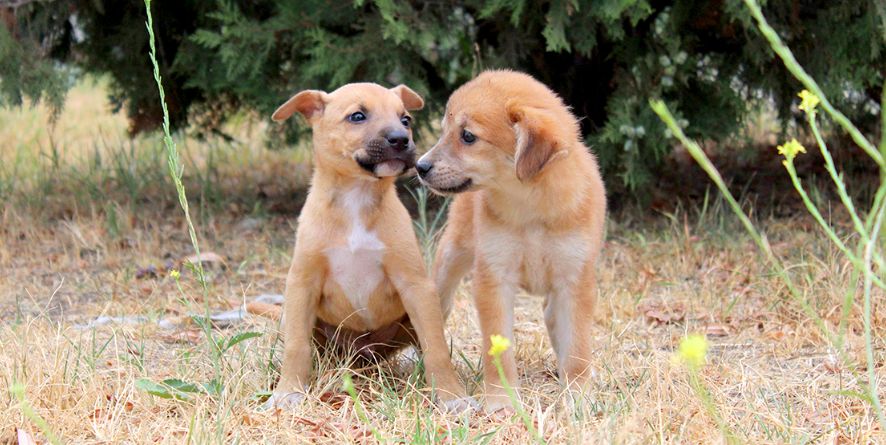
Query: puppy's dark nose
386 130 410 151
415 160 433 177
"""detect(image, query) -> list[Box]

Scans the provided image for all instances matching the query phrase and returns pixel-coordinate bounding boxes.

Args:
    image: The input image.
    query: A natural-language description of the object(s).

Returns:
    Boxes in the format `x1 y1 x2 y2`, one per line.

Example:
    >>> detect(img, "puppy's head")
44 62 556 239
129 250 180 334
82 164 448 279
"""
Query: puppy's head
416 70 577 194
273 83 424 178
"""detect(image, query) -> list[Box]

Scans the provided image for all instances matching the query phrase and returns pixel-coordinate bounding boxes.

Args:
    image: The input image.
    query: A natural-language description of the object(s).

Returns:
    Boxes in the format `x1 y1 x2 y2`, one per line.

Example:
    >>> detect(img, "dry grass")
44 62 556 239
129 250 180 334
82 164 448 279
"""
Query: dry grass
2 80 885 444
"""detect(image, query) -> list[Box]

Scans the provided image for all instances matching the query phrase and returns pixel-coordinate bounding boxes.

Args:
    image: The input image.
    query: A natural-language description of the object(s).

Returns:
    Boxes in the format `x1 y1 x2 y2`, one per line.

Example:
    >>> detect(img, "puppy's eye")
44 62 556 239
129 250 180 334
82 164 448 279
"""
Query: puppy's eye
461 129 477 144
400 116 411 128
348 112 366 123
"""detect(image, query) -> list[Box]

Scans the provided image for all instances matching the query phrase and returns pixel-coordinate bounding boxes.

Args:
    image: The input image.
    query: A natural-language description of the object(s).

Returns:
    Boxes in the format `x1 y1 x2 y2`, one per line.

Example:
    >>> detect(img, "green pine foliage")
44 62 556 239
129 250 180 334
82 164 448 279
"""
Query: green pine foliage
2 0 884 195
0 6 70 118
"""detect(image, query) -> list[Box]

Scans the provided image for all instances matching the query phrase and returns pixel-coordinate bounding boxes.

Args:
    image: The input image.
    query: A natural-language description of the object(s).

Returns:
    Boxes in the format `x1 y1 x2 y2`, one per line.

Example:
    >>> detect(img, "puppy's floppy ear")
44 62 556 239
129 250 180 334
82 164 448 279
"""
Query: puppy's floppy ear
390 84 424 111
272 90 327 122
508 102 568 182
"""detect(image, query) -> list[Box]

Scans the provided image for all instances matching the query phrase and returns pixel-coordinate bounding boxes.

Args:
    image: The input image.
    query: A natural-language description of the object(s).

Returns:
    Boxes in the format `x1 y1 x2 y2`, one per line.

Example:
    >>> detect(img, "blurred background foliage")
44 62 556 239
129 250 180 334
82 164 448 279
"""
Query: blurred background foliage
1 0 884 197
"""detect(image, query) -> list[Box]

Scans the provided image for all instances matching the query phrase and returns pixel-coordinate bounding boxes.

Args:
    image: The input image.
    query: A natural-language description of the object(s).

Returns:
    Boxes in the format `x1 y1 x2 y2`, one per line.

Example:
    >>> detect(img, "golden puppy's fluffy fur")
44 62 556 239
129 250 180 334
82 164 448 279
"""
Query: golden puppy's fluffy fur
266 82 476 413
417 70 607 411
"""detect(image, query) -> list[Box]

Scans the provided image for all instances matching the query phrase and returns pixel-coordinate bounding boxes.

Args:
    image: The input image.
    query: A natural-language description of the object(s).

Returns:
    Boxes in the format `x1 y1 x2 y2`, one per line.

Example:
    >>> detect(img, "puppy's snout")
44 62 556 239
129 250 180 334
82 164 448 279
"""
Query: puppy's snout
385 129 410 152
415 160 433 177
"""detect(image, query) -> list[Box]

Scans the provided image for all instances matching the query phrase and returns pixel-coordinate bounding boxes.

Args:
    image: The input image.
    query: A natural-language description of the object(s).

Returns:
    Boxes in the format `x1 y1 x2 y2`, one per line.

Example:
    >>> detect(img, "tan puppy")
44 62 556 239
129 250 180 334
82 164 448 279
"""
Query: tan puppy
266 82 476 413
416 70 607 411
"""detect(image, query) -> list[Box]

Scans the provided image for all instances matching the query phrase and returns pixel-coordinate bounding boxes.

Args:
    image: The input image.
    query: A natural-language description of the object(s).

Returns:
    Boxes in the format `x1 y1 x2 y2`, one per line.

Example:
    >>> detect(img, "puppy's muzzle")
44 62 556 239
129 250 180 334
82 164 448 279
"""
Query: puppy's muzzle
415 160 433 177
356 129 416 177
415 159 473 194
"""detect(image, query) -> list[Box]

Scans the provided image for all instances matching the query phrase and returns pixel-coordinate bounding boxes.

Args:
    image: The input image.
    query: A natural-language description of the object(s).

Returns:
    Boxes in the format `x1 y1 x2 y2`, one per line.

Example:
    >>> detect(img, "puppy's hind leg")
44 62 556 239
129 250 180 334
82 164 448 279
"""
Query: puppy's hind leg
549 266 598 388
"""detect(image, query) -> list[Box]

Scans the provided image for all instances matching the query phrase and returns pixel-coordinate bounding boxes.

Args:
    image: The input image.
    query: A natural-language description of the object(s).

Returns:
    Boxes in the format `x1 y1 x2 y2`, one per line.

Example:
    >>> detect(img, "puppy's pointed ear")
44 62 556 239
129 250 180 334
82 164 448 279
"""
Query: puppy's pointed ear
508 102 568 182
272 90 327 122
390 84 424 111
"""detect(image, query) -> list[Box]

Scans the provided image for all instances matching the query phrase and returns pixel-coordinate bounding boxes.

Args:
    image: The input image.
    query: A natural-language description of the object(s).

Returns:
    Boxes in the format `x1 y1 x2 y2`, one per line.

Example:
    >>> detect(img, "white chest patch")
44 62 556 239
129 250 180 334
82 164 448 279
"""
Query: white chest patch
325 187 386 324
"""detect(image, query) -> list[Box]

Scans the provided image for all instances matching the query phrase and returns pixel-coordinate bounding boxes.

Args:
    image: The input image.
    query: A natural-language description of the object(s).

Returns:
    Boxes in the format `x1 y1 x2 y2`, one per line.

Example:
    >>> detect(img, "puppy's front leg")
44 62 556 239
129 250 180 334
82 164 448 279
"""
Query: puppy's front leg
266 255 322 410
473 259 518 413
386 257 478 413
431 202 475 320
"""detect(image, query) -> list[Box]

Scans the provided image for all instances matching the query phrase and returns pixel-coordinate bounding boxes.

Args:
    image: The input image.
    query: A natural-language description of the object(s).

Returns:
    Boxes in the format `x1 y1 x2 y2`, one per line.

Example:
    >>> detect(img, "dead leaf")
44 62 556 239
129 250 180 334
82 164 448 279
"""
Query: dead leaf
764 329 787 341
135 265 158 279
293 416 320 428
705 325 730 337
318 391 347 410
159 329 202 344
17 428 36 445
241 413 260 426
637 301 686 325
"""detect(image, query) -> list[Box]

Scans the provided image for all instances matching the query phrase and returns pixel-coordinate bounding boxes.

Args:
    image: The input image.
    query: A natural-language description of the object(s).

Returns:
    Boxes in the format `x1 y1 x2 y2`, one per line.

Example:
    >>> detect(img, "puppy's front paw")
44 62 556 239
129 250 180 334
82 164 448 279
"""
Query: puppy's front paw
440 396 481 414
261 391 306 411
484 390 520 415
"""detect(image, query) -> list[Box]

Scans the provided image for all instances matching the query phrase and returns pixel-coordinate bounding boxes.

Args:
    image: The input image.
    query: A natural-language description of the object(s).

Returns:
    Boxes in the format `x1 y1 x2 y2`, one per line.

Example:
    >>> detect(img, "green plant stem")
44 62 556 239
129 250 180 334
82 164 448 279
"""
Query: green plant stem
864 185 886 236
651 100 831 341
144 0 224 382
687 371 738 445
11 383 62 445
342 374 385 443
808 112 886 275
743 0 883 166
492 355 545 444
880 78 886 179
837 263 862 352
873 77 886 245
143 0 208 291
781 160 885 289
807 115 870 241
783 139 886 422
408 185 451 268
862 189 886 429
652 100 886 433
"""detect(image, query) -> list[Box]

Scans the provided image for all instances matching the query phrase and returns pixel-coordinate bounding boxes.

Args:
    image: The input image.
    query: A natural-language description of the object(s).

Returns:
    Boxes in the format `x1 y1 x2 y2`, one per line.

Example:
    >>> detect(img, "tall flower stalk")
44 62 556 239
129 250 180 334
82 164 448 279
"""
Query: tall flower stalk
651 1 886 428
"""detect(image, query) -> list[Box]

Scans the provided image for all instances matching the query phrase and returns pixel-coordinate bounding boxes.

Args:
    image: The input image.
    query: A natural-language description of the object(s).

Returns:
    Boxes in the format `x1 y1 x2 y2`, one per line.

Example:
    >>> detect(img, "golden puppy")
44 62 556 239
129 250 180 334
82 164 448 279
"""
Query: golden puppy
266 82 476 413
416 70 606 411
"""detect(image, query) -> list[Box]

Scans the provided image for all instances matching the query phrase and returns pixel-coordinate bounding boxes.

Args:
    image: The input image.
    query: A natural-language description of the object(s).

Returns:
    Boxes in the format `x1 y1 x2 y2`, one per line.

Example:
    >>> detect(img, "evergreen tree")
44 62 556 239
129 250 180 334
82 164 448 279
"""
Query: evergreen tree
1 0 883 193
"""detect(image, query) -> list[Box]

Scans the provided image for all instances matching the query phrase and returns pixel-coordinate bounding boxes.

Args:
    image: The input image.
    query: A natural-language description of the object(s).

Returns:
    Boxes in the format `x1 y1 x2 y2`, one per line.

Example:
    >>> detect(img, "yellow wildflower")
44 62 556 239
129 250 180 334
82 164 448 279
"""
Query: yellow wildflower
797 89 820 114
488 334 511 357
675 334 708 369
170 269 181 279
777 138 806 162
